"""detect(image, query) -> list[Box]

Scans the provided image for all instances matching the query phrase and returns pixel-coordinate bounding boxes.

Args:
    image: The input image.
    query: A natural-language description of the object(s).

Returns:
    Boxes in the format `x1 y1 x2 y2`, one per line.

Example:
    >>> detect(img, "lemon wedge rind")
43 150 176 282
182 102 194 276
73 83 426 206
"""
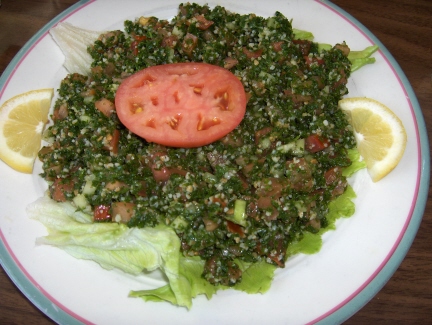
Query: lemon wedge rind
0 89 54 173
339 97 407 182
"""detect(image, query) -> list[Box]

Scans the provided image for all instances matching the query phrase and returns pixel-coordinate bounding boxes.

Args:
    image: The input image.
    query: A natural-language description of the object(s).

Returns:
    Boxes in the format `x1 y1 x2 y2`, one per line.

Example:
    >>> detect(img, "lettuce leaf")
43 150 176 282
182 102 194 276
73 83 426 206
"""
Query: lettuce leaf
130 256 219 307
318 43 379 71
27 196 192 308
292 29 379 73
343 148 367 177
285 150 363 257
347 45 379 60
293 28 314 41
49 22 102 75
286 185 357 258
28 147 361 309
348 45 379 72
234 260 276 293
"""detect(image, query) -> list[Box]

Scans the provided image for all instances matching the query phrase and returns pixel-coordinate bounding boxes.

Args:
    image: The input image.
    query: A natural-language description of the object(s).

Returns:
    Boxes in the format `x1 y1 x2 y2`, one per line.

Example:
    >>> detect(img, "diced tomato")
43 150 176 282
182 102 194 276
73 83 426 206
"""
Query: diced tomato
130 41 139 56
324 167 342 185
103 129 120 154
52 103 68 121
283 89 312 104
332 181 347 197
335 43 350 56
242 47 263 59
256 177 284 197
286 158 314 192
256 195 272 207
146 150 187 182
93 205 111 221
105 180 126 191
195 15 214 30
50 178 74 202
152 166 188 183
304 55 324 67
161 35 178 48
223 57 238 69
268 254 285 267
212 197 227 208
293 39 312 56
150 166 170 182
115 63 247 148
254 127 272 144
203 217 219 231
226 220 245 238
272 41 284 52
136 181 148 197
95 98 115 117
332 68 348 89
305 134 330 153
130 35 147 56
324 166 346 197
182 33 198 57
133 35 147 42
311 76 325 90
111 202 135 223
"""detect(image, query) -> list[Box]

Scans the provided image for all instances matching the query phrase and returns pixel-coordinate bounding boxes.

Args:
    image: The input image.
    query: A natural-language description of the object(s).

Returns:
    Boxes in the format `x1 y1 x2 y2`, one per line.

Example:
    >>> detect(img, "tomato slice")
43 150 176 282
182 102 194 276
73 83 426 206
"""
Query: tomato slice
115 63 247 148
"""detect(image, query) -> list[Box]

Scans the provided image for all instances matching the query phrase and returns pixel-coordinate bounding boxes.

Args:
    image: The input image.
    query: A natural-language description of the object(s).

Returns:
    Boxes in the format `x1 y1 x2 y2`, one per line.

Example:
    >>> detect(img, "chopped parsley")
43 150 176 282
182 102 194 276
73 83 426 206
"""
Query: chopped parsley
39 3 357 286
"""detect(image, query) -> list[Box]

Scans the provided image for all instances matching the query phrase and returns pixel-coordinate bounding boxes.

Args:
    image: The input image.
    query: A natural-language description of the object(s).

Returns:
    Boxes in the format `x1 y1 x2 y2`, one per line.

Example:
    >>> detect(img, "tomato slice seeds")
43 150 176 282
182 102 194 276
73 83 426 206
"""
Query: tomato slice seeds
115 63 247 148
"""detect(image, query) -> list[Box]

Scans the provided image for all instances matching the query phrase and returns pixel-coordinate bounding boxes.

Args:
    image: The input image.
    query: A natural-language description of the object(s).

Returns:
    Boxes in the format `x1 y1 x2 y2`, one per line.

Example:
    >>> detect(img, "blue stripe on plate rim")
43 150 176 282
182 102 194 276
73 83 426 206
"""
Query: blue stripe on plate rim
316 1 430 324
0 0 429 324
0 3 95 324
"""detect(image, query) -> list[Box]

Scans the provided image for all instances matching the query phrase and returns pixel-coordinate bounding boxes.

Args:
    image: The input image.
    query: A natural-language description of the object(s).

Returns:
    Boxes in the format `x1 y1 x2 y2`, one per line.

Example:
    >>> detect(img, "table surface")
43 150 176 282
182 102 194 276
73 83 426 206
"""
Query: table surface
0 0 431 324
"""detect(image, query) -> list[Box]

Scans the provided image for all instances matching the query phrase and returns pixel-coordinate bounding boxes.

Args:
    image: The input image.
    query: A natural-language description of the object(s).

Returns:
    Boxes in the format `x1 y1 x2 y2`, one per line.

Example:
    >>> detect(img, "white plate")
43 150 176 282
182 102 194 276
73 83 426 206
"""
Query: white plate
0 0 429 324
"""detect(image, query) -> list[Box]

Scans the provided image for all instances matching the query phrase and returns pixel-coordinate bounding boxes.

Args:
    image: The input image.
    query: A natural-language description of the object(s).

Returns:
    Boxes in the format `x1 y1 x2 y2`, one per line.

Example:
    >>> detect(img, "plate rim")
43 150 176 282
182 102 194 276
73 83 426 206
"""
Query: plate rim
313 1 430 323
0 3 95 324
0 0 429 324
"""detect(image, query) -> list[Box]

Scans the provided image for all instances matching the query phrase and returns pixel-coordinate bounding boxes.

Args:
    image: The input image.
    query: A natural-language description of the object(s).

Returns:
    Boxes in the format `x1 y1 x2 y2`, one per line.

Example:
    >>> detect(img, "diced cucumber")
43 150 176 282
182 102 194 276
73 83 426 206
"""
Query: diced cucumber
277 138 305 156
225 199 247 227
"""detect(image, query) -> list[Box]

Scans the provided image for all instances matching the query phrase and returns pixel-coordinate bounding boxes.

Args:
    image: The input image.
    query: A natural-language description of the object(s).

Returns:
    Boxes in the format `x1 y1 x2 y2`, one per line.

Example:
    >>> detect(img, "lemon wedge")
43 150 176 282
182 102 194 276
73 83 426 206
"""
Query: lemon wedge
0 89 54 173
339 97 407 182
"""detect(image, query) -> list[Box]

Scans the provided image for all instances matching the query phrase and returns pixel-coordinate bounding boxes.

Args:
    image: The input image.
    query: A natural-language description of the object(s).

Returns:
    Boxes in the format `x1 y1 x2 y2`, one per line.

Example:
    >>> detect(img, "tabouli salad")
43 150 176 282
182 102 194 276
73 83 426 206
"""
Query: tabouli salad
27 3 377 308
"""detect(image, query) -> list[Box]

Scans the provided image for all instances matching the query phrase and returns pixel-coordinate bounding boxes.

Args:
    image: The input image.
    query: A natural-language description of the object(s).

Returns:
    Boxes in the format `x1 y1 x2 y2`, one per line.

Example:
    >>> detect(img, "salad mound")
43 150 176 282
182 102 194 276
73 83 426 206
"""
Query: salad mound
34 3 371 308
